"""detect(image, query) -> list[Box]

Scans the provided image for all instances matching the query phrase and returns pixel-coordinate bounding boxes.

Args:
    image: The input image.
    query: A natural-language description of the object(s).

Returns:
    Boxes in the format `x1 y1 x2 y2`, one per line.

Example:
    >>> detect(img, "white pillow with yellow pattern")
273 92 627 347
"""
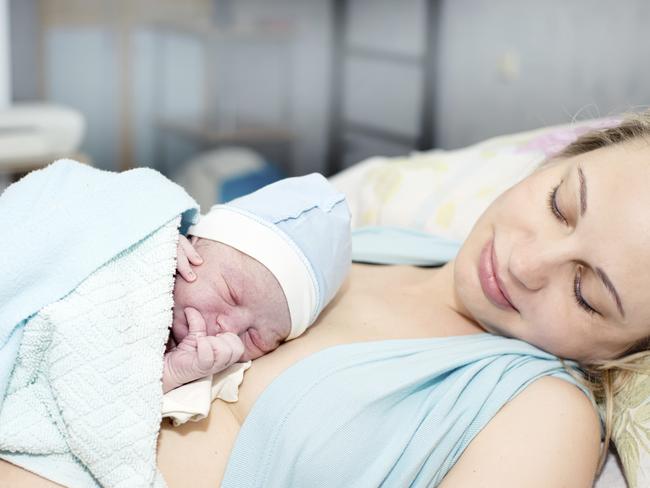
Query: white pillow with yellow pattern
331 117 647 488
609 366 650 488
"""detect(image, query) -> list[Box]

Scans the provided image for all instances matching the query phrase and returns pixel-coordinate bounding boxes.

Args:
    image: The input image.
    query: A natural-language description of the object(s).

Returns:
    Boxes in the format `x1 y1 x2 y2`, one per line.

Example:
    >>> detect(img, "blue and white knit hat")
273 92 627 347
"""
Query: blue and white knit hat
188 173 351 340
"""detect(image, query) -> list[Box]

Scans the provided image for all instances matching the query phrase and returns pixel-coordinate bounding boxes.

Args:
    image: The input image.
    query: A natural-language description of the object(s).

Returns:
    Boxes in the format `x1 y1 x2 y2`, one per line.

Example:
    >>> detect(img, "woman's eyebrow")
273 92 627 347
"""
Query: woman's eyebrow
595 267 625 319
578 165 587 216
577 164 625 318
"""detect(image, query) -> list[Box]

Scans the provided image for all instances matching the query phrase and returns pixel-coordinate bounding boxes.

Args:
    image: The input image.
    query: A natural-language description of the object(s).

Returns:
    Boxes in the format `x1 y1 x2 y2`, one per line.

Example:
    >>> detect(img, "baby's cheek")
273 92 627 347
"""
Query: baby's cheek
170 320 188 345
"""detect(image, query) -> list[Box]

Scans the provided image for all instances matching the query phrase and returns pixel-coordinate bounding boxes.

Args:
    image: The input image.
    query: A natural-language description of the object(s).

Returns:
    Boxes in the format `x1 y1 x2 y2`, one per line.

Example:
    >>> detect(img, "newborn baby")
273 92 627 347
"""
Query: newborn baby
161 174 351 404
162 238 290 393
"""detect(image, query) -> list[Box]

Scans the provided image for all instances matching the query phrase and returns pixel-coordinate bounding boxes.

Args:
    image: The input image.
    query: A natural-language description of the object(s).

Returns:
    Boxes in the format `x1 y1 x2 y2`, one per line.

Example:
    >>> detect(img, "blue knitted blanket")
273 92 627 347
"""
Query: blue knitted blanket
0 160 198 487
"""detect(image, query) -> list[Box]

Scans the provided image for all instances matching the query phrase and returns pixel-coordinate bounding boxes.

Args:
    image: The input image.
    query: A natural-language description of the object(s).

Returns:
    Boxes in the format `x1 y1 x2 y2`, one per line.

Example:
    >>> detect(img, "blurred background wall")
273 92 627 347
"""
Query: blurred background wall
6 0 650 180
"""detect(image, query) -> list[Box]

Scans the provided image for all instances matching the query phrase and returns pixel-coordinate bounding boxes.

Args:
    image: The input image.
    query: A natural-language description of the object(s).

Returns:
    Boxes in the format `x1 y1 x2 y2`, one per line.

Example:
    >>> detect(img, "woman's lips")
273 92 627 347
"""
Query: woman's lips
478 238 517 312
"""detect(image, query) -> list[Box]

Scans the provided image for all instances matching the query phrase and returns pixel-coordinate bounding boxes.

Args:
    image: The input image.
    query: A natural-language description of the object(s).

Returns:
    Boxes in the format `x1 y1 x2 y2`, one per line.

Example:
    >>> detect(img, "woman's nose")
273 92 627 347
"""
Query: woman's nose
507 234 575 291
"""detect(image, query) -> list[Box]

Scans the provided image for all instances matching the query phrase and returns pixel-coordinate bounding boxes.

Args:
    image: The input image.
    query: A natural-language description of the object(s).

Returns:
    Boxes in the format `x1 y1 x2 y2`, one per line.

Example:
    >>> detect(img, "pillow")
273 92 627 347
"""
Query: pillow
609 363 650 488
330 118 619 242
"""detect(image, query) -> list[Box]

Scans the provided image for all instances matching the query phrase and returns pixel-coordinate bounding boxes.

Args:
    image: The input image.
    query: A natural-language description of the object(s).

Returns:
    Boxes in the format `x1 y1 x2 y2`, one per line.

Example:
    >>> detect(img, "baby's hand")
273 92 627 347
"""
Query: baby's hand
162 307 244 393
176 235 203 282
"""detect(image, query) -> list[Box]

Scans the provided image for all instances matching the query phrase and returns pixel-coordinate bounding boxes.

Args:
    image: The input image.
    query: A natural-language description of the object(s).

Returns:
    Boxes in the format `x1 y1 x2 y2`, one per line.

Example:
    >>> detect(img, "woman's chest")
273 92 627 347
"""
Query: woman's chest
156 264 482 486
231 265 481 421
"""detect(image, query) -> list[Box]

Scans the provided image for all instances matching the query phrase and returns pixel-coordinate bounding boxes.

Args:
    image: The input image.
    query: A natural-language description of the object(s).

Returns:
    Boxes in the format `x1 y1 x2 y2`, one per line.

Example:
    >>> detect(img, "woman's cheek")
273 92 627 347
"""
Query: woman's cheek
527 309 578 356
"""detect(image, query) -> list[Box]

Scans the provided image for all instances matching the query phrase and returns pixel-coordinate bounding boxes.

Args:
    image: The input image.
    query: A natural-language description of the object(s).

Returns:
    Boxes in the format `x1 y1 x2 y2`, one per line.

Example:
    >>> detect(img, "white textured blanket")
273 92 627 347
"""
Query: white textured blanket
0 218 180 488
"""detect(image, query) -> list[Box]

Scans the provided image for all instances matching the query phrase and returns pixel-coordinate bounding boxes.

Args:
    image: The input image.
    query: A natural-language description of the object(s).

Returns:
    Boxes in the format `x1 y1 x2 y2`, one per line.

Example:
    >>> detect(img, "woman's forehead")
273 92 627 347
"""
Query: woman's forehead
576 143 650 234
574 143 650 324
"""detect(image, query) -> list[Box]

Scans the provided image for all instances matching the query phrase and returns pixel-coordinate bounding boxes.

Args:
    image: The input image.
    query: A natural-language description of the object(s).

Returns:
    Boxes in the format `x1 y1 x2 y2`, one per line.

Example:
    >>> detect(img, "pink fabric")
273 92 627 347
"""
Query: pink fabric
517 118 622 157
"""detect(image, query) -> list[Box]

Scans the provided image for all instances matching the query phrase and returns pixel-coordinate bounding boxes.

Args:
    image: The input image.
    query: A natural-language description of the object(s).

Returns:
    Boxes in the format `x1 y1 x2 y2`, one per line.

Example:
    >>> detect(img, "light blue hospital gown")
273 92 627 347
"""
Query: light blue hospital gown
222 333 596 487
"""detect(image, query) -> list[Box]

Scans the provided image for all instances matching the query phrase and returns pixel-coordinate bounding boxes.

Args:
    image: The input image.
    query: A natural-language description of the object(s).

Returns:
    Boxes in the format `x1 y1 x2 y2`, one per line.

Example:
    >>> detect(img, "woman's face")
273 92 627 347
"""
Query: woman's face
454 140 650 362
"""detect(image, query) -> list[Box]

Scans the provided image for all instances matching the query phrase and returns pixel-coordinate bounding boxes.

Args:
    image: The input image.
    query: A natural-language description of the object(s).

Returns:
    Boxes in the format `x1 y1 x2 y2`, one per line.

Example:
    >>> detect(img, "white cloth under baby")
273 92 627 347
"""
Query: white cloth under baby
162 361 251 425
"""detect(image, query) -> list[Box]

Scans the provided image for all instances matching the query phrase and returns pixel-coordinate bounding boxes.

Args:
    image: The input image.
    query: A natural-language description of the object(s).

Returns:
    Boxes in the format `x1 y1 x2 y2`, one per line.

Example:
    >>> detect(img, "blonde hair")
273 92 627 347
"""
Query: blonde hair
552 112 650 474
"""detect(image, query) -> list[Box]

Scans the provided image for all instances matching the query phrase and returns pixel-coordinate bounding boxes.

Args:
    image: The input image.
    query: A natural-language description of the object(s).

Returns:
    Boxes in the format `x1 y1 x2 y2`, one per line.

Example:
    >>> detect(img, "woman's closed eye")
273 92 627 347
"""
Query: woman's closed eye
547 182 601 317
574 266 600 316
547 183 568 225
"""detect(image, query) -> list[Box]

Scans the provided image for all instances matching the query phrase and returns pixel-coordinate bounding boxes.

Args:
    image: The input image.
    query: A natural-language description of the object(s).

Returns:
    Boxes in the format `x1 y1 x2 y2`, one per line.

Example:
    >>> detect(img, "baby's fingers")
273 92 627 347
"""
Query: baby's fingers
204 333 245 373
176 308 207 352
179 235 203 265
195 336 216 372
176 235 202 282
185 308 206 335
176 250 196 282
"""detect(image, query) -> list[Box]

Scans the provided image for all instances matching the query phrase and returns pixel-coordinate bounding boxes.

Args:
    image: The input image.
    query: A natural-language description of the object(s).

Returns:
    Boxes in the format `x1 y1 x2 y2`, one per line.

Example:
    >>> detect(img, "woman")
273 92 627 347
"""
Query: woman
4 115 650 486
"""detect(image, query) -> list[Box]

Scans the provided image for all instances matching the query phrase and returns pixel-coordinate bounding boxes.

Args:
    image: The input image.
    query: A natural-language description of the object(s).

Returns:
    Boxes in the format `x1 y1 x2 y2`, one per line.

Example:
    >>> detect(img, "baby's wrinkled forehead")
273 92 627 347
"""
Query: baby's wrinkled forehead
195 238 271 290
195 237 290 321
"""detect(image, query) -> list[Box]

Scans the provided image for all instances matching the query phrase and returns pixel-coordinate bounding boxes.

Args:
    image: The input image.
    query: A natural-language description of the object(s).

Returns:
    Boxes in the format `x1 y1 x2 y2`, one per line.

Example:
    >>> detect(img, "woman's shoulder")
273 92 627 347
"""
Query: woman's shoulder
439 375 601 488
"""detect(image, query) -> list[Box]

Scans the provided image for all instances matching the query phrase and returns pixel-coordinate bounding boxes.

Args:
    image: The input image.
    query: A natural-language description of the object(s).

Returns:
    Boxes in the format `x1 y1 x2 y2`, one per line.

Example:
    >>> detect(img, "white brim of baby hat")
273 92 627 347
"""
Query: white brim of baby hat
188 206 318 341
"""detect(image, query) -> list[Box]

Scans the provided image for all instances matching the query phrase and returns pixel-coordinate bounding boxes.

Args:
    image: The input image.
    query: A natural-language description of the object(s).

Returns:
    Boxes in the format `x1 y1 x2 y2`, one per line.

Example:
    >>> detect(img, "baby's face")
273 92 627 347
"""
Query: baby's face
172 238 291 361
